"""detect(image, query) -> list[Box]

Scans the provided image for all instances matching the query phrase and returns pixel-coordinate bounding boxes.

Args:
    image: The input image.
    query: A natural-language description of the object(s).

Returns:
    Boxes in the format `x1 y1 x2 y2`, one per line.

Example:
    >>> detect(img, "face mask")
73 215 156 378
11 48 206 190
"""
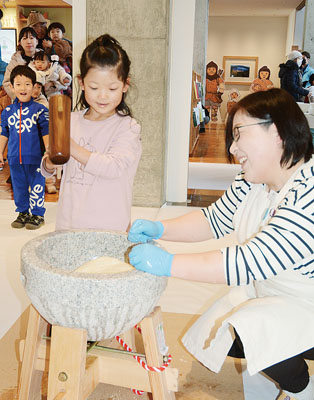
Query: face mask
297 58 302 67
302 58 307 65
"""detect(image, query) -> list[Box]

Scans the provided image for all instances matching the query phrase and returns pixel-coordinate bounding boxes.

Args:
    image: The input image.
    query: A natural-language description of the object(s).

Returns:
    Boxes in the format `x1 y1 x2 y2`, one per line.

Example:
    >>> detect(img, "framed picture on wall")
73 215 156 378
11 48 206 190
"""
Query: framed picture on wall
223 56 258 85
0 28 17 64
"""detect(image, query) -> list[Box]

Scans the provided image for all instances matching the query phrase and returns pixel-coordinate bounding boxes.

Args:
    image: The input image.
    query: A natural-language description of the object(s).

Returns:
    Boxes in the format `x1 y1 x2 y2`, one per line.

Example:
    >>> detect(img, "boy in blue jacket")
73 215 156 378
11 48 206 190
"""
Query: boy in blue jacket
0 65 49 229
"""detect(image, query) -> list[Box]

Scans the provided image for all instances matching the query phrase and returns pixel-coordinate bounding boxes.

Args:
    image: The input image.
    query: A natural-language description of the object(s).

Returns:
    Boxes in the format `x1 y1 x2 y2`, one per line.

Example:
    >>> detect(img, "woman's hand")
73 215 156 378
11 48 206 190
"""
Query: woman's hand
128 219 164 243
129 243 173 276
129 244 225 283
42 39 52 49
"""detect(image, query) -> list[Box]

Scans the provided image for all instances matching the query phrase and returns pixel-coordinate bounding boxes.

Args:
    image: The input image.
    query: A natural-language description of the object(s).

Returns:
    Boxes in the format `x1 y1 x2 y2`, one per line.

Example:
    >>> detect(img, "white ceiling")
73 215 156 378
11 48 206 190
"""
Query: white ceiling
209 0 302 17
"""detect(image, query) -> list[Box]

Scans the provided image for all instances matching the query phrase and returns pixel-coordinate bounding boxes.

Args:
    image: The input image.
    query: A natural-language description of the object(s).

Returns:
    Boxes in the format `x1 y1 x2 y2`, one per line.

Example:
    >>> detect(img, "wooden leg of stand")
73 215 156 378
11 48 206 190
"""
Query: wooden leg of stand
47 325 87 400
17 305 49 400
141 307 175 400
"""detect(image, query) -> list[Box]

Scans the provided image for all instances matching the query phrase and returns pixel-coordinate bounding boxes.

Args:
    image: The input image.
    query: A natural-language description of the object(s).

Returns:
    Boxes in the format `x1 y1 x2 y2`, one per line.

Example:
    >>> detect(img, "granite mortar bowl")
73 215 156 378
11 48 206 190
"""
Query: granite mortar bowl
20 230 168 340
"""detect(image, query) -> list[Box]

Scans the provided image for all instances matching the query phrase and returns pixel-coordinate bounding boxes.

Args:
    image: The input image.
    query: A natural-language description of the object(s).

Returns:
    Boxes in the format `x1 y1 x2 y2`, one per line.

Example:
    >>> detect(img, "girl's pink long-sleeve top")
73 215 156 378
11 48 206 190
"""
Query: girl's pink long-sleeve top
44 110 142 232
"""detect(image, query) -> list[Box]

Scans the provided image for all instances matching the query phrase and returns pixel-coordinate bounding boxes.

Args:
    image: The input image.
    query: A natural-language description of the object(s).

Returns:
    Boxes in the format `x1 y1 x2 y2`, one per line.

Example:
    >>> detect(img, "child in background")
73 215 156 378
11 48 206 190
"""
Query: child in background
46 22 72 98
29 50 71 99
31 82 57 194
308 73 314 103
46 22 72 73
32 81 48 108
0 65 49 229
41 34 142 231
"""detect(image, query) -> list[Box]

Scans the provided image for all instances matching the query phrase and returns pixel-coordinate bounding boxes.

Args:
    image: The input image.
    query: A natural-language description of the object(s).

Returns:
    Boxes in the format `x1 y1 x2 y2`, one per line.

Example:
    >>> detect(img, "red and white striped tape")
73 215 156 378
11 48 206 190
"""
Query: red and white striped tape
115 324 172 396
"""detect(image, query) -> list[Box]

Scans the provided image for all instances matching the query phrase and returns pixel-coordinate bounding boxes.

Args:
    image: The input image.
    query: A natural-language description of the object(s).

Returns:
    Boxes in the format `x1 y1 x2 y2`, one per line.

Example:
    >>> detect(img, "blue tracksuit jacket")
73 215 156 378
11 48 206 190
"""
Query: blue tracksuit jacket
0 97 49 165
0 98 49 216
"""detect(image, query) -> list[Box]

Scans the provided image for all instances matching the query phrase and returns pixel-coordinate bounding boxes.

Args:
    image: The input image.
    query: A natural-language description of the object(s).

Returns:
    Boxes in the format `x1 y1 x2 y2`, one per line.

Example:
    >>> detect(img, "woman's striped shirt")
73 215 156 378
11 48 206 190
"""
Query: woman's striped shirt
202 160 314 286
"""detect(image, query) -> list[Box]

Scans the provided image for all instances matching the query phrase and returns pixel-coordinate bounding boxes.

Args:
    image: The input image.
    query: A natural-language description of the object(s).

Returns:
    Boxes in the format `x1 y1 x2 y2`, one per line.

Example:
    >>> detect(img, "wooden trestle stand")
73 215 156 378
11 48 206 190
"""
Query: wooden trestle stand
17 305 178 399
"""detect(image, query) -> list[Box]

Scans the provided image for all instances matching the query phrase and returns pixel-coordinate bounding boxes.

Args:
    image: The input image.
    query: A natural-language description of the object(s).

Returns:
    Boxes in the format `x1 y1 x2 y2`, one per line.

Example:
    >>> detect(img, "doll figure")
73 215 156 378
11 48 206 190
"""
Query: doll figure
225 88 241 121
226 88 241 114
205 61 225 122
250 65 274 93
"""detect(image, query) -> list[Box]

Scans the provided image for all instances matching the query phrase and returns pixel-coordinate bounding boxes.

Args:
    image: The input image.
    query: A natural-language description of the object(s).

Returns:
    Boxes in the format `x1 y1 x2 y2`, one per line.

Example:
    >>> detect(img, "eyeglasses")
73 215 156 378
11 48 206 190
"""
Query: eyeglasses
232 120 272 142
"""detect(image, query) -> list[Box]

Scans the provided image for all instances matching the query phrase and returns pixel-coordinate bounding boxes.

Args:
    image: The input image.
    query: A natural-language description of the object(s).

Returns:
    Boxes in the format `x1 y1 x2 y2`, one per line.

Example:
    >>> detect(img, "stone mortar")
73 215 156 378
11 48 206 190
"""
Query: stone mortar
21 230 168 340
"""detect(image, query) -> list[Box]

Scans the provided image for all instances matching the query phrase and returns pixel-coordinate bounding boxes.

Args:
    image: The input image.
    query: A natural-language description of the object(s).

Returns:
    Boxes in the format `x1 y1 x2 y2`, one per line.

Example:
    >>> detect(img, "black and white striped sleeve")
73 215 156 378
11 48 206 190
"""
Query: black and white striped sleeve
222 180 314 286
202 172 251 239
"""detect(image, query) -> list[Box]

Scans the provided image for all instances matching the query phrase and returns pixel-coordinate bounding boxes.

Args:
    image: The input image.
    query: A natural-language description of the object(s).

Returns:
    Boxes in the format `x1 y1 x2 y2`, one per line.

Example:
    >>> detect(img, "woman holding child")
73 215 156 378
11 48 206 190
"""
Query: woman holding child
3 27 39 100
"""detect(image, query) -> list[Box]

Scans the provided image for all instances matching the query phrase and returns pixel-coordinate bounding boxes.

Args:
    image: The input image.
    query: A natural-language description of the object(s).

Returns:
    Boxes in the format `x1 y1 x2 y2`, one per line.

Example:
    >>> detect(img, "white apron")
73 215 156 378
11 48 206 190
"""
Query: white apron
182 168 314 376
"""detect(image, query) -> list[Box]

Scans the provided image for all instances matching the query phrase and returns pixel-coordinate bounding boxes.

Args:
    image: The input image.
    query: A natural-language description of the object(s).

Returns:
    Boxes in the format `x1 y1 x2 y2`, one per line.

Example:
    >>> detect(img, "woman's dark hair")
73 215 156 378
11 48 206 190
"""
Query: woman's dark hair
48 22 65 35
17 27 38 59
225 88 313 168
258 65 271 79
206 61 219 81
33 50 51 62
10 65 36 85
75 34 131 116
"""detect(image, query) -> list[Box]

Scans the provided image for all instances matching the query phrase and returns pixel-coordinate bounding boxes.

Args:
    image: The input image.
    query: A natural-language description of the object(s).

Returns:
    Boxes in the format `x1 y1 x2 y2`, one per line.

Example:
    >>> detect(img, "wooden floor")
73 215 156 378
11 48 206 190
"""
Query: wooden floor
0 122 227 207
189 122 227 163
188 122 228 207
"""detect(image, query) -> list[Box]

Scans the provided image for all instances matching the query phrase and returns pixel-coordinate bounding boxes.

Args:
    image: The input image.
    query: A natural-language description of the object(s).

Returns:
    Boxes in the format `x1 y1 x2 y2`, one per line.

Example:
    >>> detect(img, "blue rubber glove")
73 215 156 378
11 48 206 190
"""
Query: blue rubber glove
129 243 174 277
127 219 164 243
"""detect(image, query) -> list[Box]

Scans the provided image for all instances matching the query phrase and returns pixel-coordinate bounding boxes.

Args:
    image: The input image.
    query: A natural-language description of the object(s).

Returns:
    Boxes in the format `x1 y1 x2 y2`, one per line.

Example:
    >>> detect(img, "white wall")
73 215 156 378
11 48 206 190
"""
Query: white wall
286 10 296 56
207 16 288 120
165 0 196 203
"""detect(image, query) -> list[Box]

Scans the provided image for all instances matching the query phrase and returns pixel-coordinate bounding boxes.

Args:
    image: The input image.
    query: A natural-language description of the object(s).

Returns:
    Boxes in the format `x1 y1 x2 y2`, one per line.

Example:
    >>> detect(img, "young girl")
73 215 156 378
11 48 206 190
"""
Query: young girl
41 34 142 231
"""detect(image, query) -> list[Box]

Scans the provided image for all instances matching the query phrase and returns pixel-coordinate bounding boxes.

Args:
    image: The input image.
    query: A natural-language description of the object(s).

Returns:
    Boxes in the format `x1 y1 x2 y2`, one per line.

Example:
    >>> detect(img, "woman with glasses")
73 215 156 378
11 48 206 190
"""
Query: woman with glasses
128 88 314 399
